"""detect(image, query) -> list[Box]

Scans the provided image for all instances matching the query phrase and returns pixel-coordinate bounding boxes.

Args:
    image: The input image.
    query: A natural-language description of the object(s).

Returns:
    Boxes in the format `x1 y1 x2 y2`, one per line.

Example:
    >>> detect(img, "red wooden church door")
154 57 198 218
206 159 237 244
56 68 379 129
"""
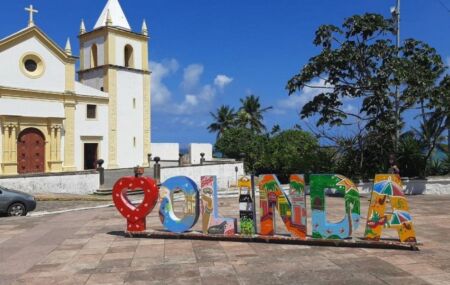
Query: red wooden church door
17 128 45 174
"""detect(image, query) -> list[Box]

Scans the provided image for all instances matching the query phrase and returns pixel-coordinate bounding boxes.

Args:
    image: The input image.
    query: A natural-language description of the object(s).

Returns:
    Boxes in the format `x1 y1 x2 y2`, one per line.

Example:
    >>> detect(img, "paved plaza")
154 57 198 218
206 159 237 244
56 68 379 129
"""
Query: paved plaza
0 195 450 285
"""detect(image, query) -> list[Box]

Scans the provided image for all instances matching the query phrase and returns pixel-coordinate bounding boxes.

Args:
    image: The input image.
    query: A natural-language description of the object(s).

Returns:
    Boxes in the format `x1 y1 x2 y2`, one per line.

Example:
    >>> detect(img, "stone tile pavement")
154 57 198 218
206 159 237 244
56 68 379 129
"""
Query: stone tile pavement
0 195 450 284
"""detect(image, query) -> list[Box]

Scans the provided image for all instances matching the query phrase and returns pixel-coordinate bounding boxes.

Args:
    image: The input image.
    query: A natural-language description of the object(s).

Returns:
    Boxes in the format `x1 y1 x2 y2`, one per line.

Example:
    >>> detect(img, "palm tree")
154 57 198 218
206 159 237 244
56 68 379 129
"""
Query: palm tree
207 105 236 139
399 111 447 177
238 95 272 133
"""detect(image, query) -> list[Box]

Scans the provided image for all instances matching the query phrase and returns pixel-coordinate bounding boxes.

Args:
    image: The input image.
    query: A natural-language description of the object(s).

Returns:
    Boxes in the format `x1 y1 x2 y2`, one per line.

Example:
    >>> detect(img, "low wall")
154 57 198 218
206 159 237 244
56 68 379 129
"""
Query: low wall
403 177 449 195
324 177 450 195
149 160 179 168
161 162 244 190
0 171 99 195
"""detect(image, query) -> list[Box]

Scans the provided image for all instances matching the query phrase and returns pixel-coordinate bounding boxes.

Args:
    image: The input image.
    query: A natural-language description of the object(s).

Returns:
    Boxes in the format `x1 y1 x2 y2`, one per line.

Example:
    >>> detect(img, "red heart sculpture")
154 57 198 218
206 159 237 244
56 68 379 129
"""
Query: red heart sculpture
112 176 159 232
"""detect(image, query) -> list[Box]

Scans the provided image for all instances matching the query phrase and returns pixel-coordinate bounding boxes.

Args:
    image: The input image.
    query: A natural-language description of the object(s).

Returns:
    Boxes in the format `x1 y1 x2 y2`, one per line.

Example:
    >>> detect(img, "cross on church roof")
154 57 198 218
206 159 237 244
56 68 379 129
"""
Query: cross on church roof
25 4 38 27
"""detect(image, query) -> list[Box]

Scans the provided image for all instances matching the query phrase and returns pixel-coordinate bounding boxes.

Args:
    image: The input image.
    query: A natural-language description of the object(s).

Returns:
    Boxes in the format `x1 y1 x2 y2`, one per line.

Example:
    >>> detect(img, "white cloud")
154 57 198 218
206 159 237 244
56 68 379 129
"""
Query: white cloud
198 84 216 102
172 84 218 115
151 60 231 119
277 78 332 111
185 94 198 106
343 104 356 113
172 117 195 127
214 74 233 89
182 64 204 90
150 59 178 105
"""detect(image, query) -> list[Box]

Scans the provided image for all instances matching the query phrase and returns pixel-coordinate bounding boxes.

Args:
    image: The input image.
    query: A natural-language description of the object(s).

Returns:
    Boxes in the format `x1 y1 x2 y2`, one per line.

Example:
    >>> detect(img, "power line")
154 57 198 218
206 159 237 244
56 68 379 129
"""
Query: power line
436 0 450 13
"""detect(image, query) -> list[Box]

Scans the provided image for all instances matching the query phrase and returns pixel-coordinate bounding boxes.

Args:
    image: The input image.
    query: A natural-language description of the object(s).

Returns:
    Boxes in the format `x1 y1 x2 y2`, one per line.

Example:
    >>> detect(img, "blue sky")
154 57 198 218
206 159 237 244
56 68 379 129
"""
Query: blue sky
1 0 449 146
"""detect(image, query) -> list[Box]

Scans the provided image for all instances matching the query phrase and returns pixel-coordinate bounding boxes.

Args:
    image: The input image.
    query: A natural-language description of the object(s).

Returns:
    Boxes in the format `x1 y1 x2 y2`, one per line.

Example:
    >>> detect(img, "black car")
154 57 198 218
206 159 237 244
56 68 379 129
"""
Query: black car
0 186 36 216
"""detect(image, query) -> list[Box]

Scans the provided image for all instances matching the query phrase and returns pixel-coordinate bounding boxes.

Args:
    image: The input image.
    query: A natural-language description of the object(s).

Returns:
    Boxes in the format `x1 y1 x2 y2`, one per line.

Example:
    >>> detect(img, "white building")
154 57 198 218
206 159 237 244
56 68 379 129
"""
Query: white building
0 0 151 175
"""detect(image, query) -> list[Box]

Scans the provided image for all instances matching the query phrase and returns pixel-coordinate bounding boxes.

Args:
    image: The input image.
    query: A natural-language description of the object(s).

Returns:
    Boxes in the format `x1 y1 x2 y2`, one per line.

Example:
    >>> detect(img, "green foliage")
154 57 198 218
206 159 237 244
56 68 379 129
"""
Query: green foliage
265 130 320 181
215 128 323 177
334 131 392 180
397 133 426 178
287 14 401 133
237 95 273 134
208 95 272 140
214 127 269 173
207 105 237 139
240 217 255 235
287 13 448 171
427 159 448 176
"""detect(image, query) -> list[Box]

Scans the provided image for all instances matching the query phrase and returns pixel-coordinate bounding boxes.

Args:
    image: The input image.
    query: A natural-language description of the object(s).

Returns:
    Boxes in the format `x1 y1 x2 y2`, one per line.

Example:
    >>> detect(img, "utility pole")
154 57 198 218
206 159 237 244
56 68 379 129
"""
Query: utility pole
391 0 401 151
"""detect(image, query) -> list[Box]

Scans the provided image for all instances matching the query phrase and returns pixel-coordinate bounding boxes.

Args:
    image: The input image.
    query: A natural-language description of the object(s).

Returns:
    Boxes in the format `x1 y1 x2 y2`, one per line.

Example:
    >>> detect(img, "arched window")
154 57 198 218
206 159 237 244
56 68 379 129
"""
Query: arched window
124 44 134 68
90 44 98 68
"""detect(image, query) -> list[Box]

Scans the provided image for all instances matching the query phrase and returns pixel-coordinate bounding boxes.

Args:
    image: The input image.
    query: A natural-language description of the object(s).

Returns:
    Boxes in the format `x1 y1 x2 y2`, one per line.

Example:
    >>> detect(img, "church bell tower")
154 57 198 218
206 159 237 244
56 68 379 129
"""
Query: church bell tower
78 0 151 168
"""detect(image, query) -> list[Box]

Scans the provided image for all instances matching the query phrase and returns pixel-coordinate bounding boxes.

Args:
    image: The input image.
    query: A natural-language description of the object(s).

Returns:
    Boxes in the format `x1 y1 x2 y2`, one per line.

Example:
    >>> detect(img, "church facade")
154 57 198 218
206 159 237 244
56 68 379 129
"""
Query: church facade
0 0 151 175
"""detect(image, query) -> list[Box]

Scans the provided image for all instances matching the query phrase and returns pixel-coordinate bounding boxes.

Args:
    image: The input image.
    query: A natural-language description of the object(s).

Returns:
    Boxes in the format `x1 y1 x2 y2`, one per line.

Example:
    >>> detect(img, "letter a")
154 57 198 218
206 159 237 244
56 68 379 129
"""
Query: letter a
310 174 360 239
364 174 416 243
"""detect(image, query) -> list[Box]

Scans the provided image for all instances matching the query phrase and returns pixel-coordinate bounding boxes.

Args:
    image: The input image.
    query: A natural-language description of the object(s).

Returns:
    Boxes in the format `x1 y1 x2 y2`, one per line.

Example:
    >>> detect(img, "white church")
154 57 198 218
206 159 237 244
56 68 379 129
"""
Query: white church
0 0 151 175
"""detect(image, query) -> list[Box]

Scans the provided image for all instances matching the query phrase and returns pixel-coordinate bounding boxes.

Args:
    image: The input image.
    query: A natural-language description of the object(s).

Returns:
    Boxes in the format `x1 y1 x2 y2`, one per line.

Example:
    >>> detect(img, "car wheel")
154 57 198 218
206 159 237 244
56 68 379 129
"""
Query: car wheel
7 203 27 217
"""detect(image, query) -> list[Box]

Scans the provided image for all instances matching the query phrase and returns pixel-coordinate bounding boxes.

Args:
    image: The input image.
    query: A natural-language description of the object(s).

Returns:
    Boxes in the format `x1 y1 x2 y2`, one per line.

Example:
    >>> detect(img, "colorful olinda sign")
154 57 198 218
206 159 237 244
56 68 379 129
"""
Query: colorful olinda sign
112 173 417 243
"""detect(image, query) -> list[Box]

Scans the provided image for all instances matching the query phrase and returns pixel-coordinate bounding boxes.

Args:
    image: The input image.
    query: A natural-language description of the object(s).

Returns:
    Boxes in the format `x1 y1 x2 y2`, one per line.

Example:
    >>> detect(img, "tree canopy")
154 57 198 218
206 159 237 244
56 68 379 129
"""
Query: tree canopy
286 13 447 145
238 95 273 133
207 105 236 139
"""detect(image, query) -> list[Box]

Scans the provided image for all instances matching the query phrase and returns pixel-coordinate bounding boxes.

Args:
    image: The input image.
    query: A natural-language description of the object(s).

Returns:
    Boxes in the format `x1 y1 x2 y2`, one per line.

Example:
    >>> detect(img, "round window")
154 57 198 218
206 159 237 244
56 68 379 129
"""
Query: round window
20 53 45 78
24 59 38 72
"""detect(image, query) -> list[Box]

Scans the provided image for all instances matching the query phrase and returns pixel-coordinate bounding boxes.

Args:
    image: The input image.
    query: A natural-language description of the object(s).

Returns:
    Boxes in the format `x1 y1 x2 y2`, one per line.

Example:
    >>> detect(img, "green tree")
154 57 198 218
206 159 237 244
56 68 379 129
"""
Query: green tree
333 131 392 180
238 95 272 134
214 128 322 178
207 105 236 139
397 133 426 178
214 127 269 173
286 13 447 151
401 112 447 177
266 130 320 181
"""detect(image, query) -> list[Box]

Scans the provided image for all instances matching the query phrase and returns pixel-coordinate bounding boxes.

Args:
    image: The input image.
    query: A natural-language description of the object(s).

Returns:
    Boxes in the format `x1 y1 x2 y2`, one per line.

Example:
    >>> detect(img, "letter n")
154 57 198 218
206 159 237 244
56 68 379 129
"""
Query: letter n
259 174 307 239
310 174 361 239
364 174 416 243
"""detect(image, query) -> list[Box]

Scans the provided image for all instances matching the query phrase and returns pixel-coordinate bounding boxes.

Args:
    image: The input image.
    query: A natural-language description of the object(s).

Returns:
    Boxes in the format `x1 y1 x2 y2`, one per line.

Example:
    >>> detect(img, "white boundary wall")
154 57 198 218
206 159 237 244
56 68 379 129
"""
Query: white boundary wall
325 176 450 195
189 143 213 164
151 143 180 161
161 162 244 190
0 172 99 195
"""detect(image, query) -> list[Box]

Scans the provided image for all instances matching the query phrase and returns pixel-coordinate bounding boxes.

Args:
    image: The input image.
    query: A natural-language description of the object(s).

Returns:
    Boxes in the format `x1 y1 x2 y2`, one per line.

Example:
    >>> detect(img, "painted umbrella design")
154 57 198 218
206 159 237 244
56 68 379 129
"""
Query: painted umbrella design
373 177 403 196
389 210 412 226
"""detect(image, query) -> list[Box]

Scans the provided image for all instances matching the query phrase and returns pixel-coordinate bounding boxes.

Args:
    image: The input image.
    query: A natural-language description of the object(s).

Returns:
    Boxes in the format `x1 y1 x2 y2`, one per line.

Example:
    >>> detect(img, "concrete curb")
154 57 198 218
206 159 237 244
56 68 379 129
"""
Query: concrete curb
29 204 115 217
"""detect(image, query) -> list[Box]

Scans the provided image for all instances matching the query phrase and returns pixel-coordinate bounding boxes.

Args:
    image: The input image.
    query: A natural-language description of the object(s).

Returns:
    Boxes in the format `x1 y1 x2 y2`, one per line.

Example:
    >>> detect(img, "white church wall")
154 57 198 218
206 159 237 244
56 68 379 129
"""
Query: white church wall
189 143 213 164
0 98 65 118
0 171 99 195
82 37 105 68
151 143 179 161
115 37 142 69
0 37 66 93
81 69 105 91
116 70 144 168
74 103 109 170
